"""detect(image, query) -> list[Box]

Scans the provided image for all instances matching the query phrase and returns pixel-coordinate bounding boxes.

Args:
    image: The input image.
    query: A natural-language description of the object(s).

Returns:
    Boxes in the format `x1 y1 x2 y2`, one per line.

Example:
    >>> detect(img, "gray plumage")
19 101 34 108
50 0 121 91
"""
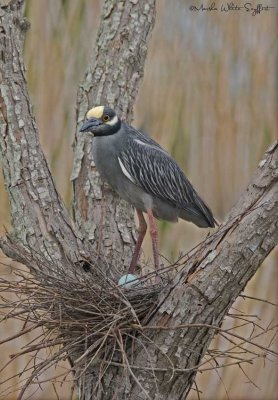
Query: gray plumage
80 106 216 228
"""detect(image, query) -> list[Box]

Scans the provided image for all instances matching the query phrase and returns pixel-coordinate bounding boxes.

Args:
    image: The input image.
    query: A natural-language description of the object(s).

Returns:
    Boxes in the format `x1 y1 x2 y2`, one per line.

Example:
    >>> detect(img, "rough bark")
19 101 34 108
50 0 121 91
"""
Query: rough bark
106 142 277 400
0 0 90 268
72 0 156 271
0 1 277 400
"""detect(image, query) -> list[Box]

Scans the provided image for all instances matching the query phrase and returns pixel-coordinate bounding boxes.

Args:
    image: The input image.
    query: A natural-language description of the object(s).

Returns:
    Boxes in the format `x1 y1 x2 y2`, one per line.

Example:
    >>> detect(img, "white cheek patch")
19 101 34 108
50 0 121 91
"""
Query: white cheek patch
106 115 118 126
118 157 136 184
86 106 104 119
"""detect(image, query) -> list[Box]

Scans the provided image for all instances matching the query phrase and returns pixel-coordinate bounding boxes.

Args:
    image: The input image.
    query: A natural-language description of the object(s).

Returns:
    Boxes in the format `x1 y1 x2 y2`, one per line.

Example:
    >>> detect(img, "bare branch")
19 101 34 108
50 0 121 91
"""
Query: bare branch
0 0 277 399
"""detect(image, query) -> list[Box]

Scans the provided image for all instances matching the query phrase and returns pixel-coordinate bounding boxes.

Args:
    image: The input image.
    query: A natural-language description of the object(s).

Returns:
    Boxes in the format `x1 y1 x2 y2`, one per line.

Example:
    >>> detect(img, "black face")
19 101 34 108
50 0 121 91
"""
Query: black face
79 106 121 137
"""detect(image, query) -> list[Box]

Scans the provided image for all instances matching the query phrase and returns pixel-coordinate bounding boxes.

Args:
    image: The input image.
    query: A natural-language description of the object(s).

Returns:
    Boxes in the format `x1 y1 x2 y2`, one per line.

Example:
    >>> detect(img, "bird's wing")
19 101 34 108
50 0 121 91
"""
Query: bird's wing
118 137 213 224
123 125 165 149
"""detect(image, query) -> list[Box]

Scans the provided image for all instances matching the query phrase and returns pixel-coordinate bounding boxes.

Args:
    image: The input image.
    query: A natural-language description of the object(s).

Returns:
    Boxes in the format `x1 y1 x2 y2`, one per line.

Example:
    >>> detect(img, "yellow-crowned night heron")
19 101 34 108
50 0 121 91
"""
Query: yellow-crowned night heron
80 106 216 273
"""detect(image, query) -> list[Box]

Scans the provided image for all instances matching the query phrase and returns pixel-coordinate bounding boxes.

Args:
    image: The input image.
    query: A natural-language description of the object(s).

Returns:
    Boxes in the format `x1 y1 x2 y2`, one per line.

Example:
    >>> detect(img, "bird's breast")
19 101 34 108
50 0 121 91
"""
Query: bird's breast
92 136 121 186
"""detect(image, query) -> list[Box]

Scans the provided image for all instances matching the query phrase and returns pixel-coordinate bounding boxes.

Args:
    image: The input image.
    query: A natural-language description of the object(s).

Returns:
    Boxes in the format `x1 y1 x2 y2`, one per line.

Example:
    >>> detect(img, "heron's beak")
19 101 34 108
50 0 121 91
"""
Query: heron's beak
79 118 102 132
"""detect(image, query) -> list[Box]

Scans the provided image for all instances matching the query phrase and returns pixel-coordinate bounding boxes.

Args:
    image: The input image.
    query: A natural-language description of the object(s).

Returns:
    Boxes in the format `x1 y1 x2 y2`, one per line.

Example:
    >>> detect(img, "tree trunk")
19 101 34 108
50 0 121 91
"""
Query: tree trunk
0 0 89 267
72 0 156 273
0 1 277 400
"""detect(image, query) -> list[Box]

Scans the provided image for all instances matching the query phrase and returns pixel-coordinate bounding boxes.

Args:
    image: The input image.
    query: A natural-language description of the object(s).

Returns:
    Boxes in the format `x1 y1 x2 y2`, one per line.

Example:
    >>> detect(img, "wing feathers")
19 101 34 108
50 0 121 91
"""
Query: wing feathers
119 132 215 227
118 157 136 184
120 139 191 206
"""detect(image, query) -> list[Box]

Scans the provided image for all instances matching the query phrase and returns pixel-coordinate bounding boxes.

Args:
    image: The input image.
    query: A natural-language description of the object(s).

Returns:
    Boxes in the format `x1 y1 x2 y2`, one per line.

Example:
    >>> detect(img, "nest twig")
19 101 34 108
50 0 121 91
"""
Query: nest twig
0 238 277 399
0 238 165 398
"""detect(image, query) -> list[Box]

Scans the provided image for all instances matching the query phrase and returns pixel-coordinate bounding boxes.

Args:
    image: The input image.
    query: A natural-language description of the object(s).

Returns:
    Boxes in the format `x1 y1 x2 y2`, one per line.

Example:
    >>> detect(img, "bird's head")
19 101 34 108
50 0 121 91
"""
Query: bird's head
79 106 121 136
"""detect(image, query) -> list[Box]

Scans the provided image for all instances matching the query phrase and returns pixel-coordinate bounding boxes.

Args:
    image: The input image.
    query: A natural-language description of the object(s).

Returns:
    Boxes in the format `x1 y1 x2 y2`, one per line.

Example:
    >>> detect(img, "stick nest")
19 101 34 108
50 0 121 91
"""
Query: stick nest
0 238 165 398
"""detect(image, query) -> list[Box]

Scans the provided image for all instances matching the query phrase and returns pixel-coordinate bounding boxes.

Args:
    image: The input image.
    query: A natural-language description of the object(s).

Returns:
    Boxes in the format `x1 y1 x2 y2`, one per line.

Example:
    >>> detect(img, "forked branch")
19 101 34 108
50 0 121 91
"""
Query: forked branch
0 1 277 399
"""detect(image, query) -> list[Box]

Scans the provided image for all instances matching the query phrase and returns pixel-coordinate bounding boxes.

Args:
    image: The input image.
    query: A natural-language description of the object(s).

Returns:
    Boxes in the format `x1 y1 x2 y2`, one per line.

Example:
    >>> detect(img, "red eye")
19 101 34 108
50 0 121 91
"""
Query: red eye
103 114 110 122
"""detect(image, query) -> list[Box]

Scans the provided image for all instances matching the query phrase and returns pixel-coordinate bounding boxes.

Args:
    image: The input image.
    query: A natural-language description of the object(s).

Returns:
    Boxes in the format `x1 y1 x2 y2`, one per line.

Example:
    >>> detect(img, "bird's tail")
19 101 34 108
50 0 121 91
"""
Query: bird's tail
179 193 217 228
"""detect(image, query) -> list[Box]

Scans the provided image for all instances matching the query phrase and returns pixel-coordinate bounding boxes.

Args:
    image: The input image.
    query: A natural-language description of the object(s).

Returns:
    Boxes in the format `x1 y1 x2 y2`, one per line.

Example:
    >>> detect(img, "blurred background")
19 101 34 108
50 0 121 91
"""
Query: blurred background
0 0 277 398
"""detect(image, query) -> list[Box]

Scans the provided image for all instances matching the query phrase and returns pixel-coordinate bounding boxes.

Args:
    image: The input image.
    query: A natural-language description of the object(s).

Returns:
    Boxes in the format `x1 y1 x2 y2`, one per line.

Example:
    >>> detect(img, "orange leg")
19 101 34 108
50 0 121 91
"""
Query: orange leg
129 209 147 274
146 208 160 272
